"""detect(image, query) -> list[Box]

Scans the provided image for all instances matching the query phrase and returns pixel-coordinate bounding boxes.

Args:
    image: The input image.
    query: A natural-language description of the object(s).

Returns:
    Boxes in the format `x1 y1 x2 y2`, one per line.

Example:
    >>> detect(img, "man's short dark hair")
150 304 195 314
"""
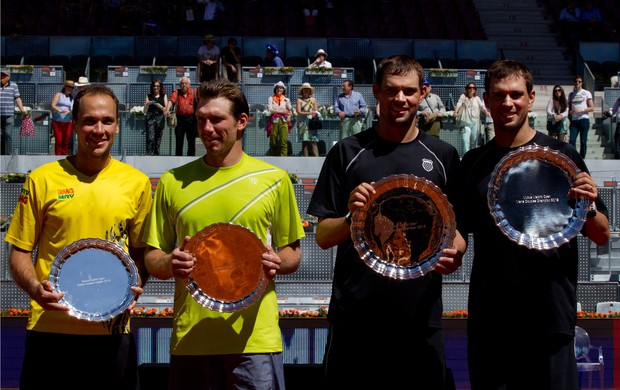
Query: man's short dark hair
72 84 119 120
197 80 249 120
375 55 424 90
485 60 534 94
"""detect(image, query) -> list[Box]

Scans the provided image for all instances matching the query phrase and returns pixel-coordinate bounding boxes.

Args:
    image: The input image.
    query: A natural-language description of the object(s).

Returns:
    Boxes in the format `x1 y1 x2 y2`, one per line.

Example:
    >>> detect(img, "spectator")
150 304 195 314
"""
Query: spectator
307 55 466 389
418 79 446 138
559 0 581 47
568 75 594 158
50 80 75 155
0 69 29 155
454 59 609 390
143 79 170 156
482 114 495 144
334 79 367 140
198 34 220 82
5 84 152 390
264 44 284 68
606 96 620 158
144 80 304 390
309 48 332 68
546 85 569 142
302 0 320 28
296 82 320 156
67 76 91 155
221 37 241 83
169 77 197 156
267 81 292 156
454 83 490 153
197 0 224 35
581 0 604 41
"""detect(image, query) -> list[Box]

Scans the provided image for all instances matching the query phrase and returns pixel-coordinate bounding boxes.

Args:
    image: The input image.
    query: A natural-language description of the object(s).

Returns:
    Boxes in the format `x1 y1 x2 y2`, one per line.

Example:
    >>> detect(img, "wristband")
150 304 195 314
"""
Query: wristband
344 212 352 225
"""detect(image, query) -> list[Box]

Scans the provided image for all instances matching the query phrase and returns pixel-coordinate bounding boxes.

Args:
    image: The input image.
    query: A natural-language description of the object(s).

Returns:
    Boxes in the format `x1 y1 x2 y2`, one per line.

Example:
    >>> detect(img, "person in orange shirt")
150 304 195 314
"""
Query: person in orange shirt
170 77 198 156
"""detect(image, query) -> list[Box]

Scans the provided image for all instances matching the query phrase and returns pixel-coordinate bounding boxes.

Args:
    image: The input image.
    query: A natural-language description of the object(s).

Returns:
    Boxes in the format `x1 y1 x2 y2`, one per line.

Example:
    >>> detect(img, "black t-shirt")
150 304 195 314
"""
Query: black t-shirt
453 131 608 337
221 45 241 66
308 127 461 329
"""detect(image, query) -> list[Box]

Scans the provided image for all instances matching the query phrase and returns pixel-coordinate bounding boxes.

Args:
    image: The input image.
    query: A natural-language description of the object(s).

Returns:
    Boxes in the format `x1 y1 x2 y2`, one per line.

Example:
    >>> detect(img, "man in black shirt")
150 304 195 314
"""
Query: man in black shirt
308 55 466 389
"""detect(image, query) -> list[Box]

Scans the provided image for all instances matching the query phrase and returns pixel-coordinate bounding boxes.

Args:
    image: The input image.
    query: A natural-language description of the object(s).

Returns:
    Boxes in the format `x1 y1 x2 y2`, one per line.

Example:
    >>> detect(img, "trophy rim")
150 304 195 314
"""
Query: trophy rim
49 238 139 322
350 173 456 280
487 144 589 250
184 222 268 312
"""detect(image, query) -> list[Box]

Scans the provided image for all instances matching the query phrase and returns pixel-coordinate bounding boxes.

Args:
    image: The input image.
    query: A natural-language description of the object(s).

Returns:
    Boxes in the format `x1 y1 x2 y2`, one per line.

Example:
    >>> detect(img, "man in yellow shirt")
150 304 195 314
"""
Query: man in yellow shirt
6 84 153 390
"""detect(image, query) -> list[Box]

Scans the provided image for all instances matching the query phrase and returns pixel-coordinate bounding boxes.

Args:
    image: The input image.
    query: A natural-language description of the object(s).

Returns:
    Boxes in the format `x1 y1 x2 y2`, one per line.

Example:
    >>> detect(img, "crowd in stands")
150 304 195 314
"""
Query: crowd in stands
1 0 487 40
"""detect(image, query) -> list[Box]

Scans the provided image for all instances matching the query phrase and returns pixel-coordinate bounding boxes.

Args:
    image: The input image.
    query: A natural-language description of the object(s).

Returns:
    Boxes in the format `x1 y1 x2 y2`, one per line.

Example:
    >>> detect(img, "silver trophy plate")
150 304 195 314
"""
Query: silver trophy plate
185 223 268 312
351 174 456 280
49 238 139 322
488 145 589 250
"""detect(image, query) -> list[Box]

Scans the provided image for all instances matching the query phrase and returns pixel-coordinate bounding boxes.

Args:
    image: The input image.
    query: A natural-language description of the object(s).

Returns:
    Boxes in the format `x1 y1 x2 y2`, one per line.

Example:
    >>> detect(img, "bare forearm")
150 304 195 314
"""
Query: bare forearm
9 246 39 298
315 217 351 249
584 213 610 246
275 242 301 275
144 247 174 280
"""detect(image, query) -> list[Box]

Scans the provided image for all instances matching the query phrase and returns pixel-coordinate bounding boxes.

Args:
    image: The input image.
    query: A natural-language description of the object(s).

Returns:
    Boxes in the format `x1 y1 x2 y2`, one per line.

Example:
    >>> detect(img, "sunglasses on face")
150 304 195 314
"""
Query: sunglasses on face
575 80 582 84
466 86 476 90
554 89 562 92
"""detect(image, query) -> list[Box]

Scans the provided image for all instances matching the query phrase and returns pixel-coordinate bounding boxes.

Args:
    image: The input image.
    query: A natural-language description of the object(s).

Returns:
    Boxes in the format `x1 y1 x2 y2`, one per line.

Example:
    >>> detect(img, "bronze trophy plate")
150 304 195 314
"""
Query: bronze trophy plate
488 144 589 250
350 174 456 280
185 223 268 312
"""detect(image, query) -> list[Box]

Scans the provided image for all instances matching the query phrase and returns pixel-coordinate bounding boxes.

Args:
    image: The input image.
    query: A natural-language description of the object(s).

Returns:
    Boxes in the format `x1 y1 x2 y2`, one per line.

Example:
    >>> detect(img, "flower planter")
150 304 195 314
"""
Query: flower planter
139 66 169 75
305 68 333 76
6 66 35 74
429 69 458 78
262 67 295 76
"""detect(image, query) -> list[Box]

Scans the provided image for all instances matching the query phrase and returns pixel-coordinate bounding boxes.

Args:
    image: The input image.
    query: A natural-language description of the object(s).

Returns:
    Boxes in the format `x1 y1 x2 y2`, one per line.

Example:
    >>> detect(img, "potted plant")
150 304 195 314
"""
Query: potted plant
428 68 458 78
6 65 35 74
139 66 169 74
304 66 333 76
262 67 295 76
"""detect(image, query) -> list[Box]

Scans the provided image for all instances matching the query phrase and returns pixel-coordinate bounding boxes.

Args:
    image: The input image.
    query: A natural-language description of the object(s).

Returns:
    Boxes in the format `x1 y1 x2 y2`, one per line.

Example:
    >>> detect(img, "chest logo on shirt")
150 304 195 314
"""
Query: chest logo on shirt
56 187 75 200
422 158 433 172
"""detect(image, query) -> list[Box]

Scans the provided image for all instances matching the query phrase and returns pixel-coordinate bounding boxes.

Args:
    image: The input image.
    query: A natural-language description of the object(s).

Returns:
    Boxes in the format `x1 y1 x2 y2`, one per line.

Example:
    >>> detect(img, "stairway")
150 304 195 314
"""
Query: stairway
472 0 574 85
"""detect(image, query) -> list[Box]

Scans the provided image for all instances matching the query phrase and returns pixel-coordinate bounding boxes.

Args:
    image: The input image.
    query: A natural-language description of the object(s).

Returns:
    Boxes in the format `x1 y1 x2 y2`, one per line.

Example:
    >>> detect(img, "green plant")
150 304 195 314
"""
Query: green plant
305 66 333 73
140 66 169 74
263 67 295 74
6 65 35 73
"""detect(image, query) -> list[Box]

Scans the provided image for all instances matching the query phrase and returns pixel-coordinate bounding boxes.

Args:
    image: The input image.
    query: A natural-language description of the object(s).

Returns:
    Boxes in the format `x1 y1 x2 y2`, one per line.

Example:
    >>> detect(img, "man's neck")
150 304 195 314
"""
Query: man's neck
68 154 111 177
494 125 536 148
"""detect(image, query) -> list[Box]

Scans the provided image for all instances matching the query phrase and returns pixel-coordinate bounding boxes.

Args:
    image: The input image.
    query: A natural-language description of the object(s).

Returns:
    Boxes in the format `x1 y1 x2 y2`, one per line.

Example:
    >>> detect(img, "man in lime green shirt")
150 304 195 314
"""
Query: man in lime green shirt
144 80 304 390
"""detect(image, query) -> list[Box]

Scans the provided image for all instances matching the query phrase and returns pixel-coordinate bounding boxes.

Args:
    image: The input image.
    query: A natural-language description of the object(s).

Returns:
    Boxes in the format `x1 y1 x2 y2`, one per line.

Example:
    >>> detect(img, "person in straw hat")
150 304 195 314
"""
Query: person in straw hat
296 82 320 156
50 80 76 155
267 81 292 156
310 48 332 68
198 34 220 82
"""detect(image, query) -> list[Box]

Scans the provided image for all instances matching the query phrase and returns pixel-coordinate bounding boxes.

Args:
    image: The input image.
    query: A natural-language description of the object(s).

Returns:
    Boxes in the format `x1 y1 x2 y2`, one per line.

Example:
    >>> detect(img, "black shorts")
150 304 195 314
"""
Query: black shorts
20 331 137 390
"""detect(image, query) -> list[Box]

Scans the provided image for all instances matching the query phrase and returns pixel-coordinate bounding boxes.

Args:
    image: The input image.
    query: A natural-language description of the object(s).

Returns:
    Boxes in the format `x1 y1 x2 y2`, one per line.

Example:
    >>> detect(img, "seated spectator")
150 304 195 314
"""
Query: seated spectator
302 0 320 27
197 0 224 35
221 37 241 83
264 44 284 68
580 0 604 41
198 34 220 82
309 49 332 68
559 0 581 47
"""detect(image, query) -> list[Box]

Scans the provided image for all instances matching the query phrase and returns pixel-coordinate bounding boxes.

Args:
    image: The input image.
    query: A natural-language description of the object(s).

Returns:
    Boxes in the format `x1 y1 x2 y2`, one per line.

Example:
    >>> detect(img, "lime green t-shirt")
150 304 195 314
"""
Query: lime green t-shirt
145 154 305 355
5 158 153 335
